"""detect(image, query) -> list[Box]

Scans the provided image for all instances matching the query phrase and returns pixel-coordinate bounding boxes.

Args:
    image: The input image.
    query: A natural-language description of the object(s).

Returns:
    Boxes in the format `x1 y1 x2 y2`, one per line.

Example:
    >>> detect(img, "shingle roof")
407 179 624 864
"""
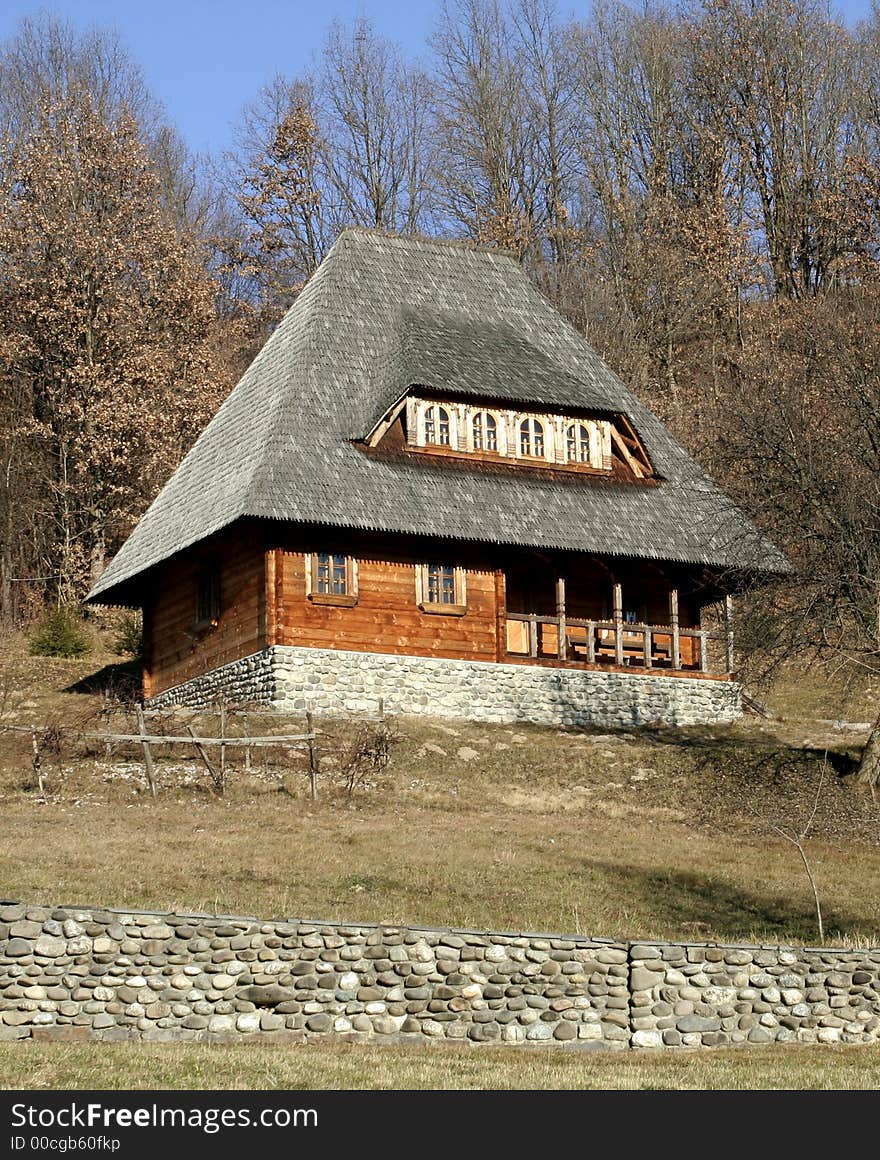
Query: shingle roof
87 229 788 604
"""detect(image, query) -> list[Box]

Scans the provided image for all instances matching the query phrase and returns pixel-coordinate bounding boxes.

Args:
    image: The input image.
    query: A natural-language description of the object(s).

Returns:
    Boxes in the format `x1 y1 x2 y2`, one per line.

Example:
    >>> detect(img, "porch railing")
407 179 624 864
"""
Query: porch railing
504 613 734 675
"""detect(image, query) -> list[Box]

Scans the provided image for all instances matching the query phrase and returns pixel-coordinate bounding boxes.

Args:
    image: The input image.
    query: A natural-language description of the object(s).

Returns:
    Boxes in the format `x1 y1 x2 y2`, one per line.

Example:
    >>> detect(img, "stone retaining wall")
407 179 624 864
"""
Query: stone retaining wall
2 902 877 1050
148 645 742 729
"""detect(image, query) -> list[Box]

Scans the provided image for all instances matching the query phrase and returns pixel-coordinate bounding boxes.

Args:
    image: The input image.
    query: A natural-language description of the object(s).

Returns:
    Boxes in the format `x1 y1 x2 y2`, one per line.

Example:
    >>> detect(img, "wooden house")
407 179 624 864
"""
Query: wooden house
87 231 787 727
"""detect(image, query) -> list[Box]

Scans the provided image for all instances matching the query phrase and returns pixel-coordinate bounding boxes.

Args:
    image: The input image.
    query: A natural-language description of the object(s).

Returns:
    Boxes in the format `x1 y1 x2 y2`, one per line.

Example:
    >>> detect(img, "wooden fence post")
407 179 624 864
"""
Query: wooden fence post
669 589 681 671
306 709 318 802
724 595 735 674
136 704 158 799
31 727 45 803
219 701 227 781
243 712 252 771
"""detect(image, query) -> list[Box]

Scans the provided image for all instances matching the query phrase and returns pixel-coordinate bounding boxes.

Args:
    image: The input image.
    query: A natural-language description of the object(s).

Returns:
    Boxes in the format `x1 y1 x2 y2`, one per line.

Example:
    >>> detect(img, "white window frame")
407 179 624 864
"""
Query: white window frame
565 421 592 464
468 407 504 454
517 414 549 459
417 401 457 449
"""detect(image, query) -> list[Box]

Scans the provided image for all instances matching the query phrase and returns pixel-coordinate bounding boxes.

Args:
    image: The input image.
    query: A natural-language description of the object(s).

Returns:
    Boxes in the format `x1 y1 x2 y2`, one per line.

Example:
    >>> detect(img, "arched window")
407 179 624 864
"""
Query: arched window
519 417 545 458
566 422 591 463
471 410 498 452
423 405 451 446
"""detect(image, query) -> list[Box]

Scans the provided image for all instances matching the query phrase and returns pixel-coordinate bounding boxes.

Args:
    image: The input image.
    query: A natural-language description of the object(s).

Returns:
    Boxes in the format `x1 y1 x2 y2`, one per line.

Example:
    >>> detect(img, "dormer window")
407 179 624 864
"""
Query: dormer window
401 395 631 476
472 410 498 452
424 404 451 446
519 417 545 458
566 422 591 463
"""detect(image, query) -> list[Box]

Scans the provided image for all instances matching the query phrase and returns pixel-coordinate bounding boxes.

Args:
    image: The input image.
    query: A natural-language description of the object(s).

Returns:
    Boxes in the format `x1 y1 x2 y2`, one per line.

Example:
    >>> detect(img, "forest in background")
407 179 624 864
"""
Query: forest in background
0 0 878 731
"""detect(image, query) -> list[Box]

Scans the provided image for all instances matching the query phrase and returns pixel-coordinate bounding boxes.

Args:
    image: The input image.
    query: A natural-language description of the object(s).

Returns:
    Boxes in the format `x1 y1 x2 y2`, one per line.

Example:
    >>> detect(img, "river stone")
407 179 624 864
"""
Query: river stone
631 967 663 992
526 1022 553 1040
141 925 174 940
677 1014 722 1033
632 1030 663 1048
35 936 66 958
4 939 31 957
236 1013 261 1032
10 921 42 938
236 985 296 1005
748 1025 774 1043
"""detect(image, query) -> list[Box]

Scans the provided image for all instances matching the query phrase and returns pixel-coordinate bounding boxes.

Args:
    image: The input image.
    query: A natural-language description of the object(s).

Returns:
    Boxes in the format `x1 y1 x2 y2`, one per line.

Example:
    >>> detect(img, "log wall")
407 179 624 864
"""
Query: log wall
275 550 498 661
147 528 266 696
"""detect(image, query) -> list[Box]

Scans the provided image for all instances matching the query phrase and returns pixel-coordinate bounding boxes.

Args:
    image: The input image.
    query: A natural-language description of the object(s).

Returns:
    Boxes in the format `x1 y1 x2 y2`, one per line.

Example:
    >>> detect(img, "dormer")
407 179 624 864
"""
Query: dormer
365 389 654 479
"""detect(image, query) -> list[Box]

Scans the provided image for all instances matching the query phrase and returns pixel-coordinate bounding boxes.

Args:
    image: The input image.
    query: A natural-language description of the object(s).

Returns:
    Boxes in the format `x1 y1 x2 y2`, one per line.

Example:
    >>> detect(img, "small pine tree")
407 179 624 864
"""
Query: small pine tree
113 612 143 659
29 607 92 659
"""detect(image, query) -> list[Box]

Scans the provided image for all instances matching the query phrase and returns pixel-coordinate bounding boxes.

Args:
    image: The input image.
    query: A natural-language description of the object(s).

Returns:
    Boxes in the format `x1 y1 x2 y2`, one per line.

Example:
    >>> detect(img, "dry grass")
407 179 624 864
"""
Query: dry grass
2 1041 880 1090
1 629 879 1090
0 629 878 946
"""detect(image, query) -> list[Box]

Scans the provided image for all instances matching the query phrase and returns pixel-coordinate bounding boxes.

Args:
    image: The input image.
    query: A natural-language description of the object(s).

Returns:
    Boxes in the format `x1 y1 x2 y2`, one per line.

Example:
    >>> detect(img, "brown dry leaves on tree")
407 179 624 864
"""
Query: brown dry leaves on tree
0 94 227 601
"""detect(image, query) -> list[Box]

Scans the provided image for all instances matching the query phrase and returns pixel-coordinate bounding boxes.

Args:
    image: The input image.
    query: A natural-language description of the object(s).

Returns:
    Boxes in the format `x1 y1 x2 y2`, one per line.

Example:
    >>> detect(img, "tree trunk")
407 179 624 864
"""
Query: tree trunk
856 713 880 789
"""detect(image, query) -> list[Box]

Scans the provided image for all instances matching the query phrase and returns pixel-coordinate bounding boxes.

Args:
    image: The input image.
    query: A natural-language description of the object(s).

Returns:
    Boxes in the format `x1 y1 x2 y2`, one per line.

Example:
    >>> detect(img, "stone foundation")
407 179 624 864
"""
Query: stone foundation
149 645 741 728
1 901 877 1049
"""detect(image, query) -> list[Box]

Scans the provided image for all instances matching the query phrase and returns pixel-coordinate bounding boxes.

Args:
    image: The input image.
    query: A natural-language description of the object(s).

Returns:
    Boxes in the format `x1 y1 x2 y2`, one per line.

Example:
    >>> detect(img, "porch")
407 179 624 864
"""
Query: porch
503 570 735 678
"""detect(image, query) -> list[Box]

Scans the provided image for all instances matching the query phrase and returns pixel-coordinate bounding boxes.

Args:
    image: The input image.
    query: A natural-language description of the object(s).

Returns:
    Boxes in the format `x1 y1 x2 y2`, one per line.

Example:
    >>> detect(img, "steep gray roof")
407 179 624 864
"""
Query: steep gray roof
88 229 787 603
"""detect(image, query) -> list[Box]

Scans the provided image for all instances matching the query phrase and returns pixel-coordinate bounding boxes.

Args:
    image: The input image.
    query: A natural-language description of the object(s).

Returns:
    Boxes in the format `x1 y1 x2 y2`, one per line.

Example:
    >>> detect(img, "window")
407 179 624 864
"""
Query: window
424 404 451 446
566 422 591 463
196 570 221 627
416 563 467 614
519 417 545 458
316 552 349 595
306 553 358 606
471 410 498 452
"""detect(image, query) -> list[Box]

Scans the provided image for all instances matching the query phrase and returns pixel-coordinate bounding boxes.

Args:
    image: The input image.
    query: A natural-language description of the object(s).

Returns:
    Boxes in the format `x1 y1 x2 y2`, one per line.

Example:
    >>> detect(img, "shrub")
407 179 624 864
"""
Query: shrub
29 606 92 659
113 612 143 659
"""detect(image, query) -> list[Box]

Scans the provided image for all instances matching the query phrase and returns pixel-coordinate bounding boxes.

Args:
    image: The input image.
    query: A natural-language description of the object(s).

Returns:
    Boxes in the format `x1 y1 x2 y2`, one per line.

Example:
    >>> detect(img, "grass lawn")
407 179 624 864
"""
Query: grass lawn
2 1041 880 1090
1 629 878 1089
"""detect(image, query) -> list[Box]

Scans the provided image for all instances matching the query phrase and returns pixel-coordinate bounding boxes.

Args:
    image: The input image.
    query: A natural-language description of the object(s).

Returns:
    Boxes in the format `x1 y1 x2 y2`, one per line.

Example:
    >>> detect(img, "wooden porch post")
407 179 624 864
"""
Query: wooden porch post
141 602 153 701
724 594 735 673
556 576 566 661
495 569 506 662
669 588 681 670
265 549 277 647
613 582 624 666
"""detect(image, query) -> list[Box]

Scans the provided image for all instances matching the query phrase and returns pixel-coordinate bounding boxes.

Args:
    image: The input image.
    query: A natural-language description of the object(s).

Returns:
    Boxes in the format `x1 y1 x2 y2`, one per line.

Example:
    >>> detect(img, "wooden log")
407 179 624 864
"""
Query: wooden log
306 709 318 802
243 713 252 771
669 589 681 671
556 576 567 662
528 614 539 659
136 704 158 799
265 549 277 647
586 619 596 664
724 595 735 673
187 724 222 796
219 702 227 780
699 631 709 673
613 583 624 666
31 727 45 804
494 569 506 661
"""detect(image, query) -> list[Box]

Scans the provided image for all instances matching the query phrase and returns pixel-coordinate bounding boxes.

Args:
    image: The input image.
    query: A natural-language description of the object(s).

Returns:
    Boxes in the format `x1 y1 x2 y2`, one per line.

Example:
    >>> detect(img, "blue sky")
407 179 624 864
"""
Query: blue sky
0 0 875 157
